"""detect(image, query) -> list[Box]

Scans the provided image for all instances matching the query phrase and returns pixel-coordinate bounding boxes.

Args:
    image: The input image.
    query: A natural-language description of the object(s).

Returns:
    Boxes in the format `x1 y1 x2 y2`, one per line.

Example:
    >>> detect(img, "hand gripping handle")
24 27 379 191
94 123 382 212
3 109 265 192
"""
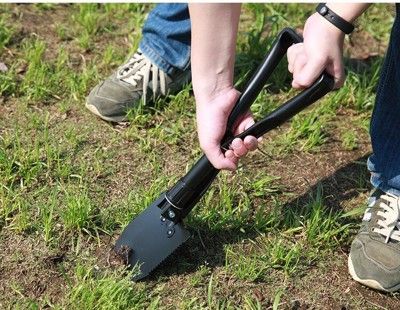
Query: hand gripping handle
163 28 334 222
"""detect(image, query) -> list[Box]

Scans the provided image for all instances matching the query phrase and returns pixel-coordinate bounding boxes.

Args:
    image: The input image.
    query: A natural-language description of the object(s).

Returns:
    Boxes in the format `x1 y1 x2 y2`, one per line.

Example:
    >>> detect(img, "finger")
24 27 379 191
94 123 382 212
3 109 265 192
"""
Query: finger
234 113 254 136
244 117 255 130
292 53 308 88
231 138 248 157
330 57 345 89
238 116 261 147
291 54 307 89
287 44 303 73
287 43 303 73
225 150 239 170
225 149 239 166
244 135 258 151
294 55 326 88
224 88 242 114
225 149 236 160
202 142 237 171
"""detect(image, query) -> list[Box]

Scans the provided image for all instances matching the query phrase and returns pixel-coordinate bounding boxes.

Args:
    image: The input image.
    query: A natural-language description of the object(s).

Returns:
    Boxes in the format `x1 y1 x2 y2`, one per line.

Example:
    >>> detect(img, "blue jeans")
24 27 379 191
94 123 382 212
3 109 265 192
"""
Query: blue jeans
139 4 191 75
368 4 400 195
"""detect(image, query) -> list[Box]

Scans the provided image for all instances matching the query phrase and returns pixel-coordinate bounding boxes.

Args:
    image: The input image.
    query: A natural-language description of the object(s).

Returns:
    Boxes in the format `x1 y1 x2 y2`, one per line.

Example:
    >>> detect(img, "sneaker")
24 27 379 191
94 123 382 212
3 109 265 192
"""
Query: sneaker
348 189 400 292
86 50 191 122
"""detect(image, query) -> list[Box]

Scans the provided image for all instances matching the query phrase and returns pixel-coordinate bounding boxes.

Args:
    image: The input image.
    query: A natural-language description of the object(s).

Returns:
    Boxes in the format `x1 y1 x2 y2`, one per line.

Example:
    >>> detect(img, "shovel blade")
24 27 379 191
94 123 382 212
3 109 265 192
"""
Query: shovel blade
114 193 191 281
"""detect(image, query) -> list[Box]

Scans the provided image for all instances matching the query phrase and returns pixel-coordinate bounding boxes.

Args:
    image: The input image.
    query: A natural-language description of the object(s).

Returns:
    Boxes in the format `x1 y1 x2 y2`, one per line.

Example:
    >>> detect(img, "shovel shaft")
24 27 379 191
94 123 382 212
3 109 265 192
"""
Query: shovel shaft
162 28 334 222
223 74 334 144
226 28 303 133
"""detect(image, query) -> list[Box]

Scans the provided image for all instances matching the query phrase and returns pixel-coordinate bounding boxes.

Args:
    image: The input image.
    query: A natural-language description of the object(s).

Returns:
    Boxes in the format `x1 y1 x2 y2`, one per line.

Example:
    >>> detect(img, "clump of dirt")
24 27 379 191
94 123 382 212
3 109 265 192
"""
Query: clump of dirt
43 253 66 268
107 245 132 267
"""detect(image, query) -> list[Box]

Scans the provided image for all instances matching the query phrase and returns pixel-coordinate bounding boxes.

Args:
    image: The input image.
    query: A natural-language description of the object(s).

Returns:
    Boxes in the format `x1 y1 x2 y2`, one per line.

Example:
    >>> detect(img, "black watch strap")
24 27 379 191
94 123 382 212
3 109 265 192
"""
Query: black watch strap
316 3 355 34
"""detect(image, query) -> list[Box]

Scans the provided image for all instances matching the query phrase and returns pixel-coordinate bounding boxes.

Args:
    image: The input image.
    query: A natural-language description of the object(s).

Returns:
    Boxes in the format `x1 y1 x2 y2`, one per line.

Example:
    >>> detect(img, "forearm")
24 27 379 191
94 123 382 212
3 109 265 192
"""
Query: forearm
188 4 241 103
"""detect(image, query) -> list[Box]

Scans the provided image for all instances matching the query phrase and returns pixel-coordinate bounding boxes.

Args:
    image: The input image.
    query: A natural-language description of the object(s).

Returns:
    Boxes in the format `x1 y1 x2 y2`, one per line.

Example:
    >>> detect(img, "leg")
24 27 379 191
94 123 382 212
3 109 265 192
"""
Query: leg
349 4 400 292
140 3 191 74
86 4 191 122
368 5 400 195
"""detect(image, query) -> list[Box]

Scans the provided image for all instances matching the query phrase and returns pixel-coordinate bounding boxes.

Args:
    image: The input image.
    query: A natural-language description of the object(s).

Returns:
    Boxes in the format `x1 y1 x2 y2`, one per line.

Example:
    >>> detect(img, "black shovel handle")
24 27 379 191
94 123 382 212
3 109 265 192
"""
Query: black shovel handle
226 28 304 133
223 74 333 145
163 28 334 221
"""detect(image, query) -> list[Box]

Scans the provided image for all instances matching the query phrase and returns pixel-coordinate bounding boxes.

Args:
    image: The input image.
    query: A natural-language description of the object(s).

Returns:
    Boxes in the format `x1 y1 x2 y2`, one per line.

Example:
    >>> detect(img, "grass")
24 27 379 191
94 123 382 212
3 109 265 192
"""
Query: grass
0 3 399 309
224 186 354 282
64 264 146 310
0 15 13 52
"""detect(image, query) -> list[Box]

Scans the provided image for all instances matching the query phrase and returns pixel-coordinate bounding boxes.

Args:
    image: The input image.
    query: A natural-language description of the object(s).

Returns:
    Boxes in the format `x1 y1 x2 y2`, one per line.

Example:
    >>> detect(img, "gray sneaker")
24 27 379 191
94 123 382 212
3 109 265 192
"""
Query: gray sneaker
86 50 191 122
348 189 400 292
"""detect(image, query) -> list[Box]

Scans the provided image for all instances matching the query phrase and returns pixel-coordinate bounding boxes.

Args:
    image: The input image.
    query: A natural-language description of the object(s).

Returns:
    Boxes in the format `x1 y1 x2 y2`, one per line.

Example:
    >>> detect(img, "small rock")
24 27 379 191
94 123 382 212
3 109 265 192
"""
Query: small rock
16 62 28 74
291 300 301 310
0 62 8 73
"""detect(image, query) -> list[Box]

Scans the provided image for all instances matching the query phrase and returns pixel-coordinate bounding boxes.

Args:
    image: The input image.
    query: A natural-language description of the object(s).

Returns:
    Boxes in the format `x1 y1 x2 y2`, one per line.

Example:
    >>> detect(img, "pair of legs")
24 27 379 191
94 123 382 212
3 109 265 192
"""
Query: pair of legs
87 4 400 292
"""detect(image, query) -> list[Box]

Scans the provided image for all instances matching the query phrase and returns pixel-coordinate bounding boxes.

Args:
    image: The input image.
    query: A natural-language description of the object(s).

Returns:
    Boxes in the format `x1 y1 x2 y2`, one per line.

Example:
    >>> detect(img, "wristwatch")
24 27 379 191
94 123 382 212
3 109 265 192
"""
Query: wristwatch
316 3 355 34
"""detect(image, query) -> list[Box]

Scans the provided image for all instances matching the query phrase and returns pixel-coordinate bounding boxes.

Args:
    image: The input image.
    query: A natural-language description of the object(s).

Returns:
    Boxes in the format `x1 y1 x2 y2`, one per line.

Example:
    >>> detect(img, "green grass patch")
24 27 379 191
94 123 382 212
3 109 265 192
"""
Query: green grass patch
0 3 395 309
62 264 146 310
225 186 356 282
0 15 13 52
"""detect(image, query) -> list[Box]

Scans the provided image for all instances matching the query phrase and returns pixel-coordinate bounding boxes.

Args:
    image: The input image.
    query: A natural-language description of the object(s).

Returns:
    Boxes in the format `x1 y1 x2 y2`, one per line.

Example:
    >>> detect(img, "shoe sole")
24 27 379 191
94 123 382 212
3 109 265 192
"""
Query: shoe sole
348 255 400 293
85 101 127 123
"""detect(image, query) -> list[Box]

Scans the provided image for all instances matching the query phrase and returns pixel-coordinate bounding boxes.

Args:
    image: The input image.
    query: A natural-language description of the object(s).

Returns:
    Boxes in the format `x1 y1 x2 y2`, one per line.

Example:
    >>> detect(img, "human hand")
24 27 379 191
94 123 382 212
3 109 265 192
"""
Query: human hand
287 13 346 89
196 87 258 171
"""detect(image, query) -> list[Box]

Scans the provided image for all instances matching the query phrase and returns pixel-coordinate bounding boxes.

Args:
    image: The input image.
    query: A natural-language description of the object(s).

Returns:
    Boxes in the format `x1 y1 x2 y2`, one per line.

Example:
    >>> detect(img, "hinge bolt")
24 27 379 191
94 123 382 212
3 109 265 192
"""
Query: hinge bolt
167 229 175 237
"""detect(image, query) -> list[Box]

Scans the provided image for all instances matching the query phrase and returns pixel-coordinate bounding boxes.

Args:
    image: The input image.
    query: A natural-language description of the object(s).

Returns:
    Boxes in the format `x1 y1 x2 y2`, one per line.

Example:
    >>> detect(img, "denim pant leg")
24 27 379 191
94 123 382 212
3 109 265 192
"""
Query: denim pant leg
367 5 400 195
139 4 191 75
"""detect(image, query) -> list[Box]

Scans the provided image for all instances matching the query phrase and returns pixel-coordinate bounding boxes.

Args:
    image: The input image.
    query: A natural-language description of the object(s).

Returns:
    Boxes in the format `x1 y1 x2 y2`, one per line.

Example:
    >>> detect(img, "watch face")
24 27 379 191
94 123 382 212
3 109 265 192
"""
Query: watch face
320 6 328 15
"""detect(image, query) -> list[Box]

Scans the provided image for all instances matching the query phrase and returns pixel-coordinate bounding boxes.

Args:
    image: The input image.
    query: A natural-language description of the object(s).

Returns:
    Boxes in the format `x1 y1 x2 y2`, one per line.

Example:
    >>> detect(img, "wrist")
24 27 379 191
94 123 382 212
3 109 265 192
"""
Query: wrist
316 4 354 34
325 3 369 24
193 81 235 106
307 13 345 40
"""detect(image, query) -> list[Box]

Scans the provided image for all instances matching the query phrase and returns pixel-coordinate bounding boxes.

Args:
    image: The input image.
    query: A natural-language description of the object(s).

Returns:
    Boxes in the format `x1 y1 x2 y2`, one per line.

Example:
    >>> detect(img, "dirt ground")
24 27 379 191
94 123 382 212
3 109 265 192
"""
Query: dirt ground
1 3 400 309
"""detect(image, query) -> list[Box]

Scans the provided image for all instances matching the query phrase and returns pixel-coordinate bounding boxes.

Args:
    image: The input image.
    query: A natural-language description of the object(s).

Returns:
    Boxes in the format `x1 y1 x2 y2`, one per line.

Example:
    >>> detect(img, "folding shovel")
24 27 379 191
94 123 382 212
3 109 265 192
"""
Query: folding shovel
115 28 335 281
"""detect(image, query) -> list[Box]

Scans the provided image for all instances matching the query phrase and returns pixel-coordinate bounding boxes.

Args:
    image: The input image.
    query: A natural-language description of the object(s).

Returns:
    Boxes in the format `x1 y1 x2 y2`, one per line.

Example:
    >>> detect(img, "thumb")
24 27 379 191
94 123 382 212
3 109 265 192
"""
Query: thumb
234 112 254 135
329 56 345 89
202 141 237 171
221 88 241 115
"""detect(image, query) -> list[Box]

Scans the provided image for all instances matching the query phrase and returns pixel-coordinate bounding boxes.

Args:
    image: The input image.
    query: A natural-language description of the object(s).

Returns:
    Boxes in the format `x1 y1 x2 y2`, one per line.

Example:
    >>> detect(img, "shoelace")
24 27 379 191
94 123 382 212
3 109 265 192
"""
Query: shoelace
116 51 167 104
372 193 400 243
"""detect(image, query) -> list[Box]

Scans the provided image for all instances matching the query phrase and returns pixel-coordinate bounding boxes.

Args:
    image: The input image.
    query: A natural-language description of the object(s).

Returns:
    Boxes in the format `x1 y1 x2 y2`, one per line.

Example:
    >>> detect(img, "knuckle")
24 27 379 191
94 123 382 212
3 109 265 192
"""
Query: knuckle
214 163 223 170
295 76 310 87
314 55 327 65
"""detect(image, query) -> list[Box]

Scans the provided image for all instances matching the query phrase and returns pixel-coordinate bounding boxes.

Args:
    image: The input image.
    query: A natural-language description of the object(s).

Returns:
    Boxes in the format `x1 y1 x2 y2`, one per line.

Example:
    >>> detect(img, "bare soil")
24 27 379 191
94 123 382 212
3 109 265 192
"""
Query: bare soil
1 3 400 309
